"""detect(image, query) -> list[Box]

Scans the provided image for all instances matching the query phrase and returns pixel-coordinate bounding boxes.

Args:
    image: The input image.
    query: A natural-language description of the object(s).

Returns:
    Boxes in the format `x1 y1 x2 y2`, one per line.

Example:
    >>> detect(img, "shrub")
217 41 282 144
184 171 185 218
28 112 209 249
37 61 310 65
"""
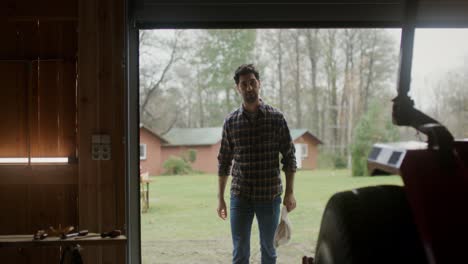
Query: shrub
184 149 197 163
317 149 348 170
351 100 399 177
333 155 348 169
163 156 192 175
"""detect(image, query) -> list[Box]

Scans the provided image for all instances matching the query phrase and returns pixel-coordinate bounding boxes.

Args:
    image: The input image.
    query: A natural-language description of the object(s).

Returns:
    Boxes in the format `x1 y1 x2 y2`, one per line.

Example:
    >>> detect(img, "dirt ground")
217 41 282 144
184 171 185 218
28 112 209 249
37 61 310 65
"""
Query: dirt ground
142 239 314 264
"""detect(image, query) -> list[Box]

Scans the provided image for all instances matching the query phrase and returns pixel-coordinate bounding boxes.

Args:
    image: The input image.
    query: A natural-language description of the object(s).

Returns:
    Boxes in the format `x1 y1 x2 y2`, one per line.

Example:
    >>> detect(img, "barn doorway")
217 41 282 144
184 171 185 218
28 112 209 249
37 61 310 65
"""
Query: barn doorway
136 28 411 263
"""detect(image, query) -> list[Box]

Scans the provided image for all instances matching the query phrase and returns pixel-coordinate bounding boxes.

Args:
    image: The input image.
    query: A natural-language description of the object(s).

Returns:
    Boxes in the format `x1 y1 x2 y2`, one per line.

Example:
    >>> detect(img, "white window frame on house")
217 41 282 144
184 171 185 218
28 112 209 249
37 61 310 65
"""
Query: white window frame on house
299 144 308 158
140 144 147 160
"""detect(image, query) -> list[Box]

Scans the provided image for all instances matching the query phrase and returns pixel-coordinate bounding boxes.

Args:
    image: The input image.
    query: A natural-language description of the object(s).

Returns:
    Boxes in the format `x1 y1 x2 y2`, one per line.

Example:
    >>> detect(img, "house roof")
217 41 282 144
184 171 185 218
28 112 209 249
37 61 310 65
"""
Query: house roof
163 127 223 146
291 129 309 141
290 129 323 144
162 127 322 146
139 123 169 144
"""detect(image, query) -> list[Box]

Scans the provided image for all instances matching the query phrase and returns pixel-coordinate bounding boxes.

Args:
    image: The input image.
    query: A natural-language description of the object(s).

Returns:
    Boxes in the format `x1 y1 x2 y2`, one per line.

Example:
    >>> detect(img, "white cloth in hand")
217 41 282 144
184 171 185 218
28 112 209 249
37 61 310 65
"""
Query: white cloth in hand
274 205 292 248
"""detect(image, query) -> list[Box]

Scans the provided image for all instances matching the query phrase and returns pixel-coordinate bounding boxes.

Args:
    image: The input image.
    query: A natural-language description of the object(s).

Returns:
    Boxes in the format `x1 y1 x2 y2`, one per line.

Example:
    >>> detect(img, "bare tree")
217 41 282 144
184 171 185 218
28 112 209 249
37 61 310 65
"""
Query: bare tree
196 64 205 127
306 29 321 135
277 29 285 111
137 28 399 154
293 29 303 127
139 30 182 134
362 30 378 113
430 70 468 138
356 29 396 114
339 29 357 157
324 29 340 150
140 31 181 115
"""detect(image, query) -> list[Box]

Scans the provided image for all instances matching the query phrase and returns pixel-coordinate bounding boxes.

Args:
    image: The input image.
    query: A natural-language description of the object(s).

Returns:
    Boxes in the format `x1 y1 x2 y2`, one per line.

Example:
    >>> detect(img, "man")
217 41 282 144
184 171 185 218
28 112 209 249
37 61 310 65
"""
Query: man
217 64 297 264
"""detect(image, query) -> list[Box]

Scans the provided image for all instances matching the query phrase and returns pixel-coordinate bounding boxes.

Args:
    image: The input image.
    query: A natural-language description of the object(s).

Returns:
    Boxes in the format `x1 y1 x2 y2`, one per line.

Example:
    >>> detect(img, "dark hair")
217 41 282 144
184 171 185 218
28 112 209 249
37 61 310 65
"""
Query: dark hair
233 64 260 85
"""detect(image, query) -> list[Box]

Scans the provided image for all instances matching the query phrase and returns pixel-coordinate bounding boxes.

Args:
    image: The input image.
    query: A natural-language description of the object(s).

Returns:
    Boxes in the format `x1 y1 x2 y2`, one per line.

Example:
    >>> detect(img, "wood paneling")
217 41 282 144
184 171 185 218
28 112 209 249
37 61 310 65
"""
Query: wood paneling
0 185 28 234
0 21 40 60
0 62 28 157
29 61 77 158
0 21 77 159
0 22 27 59
39 21 77 60
15 22 39 60
0 0 77 19
0 1 80 263
26 184 77 233
29 61 39 159
0 183 75 263
77 0 100 259
0 179 78 232
0 248 60 264
0 0 126 261
78 0 126 261
0 23 16 57
0 165 77 263
59 62 77 157
0 165 77 185
34 62 60 157
0 181 77 262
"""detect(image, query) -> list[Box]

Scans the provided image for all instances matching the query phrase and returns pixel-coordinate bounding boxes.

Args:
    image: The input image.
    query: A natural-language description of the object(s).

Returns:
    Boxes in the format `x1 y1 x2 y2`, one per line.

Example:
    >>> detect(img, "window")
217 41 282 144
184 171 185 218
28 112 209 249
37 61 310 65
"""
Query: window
140 144 147 160
299 144 308 158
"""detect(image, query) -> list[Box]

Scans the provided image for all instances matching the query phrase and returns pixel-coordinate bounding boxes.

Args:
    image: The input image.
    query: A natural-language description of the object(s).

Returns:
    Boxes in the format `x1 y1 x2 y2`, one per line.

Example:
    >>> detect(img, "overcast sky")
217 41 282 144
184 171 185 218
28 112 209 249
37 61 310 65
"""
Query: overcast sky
410 29 468 110
413 29 468 73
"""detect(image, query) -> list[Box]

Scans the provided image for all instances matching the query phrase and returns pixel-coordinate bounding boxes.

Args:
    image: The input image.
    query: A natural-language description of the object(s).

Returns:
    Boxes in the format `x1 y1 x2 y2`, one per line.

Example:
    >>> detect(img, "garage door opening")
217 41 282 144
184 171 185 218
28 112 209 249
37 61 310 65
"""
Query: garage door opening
138 28 409 263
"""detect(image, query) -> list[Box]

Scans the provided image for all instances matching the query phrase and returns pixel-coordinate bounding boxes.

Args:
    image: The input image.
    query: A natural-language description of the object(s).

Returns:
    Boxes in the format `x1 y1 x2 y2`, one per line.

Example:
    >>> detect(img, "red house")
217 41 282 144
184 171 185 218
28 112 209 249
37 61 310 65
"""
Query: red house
290 129 323 170
161 127 223 174
139 124 168 175
140 126 322 175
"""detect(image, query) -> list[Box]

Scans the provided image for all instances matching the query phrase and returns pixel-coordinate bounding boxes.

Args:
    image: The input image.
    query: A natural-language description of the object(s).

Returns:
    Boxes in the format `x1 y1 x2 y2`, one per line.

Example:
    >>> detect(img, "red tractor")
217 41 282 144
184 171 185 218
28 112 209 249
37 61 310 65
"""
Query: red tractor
312 1 468 263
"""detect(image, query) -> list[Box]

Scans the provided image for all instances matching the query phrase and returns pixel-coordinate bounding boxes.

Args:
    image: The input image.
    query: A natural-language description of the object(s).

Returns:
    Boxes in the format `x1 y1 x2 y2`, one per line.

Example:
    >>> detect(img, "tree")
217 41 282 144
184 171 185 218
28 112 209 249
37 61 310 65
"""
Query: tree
276 29 285 111
305 29 321 136
323 29 341 151
138 28 401 159
356 29 398 114
351 100 399 176
339 29 357 158
428 69 468 138
139 30 184 134
197 29 257 124
293 29 303 127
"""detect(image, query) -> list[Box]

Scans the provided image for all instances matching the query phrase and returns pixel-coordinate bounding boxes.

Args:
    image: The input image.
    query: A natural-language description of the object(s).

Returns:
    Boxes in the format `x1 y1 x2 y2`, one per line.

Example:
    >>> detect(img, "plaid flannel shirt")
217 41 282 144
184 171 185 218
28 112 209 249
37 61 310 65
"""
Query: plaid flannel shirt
217 101 297 201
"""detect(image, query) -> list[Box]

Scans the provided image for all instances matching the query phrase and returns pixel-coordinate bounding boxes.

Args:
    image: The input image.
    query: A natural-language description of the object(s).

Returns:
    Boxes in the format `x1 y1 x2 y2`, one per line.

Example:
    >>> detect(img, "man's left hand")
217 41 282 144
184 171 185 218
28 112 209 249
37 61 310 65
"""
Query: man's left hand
283 193 296 212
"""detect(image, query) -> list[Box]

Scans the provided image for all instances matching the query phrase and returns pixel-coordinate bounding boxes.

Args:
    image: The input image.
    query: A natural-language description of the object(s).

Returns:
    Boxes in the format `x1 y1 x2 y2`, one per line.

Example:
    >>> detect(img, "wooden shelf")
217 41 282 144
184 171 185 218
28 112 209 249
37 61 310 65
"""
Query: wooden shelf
0 234 127 248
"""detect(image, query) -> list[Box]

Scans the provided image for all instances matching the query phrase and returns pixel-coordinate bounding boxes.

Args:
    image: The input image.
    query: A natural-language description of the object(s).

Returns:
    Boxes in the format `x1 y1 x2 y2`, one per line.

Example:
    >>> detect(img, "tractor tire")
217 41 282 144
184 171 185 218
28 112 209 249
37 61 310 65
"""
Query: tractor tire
314 185 427 264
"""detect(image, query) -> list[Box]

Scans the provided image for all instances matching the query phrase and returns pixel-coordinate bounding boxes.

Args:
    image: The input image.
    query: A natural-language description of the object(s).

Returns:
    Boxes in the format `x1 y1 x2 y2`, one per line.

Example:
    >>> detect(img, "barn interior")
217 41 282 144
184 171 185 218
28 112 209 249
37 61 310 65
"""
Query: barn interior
0 0 467 263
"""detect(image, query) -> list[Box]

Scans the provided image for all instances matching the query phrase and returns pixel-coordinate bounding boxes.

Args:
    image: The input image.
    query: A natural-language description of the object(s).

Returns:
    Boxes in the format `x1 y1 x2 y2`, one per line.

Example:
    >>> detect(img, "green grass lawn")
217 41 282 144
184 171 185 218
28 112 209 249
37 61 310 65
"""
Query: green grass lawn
141 170 402 263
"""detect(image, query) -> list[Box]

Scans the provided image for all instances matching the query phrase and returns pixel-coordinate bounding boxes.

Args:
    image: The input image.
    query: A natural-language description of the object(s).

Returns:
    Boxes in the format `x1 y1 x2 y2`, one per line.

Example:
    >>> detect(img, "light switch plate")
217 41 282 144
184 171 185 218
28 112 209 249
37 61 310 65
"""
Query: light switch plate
91 134 111 160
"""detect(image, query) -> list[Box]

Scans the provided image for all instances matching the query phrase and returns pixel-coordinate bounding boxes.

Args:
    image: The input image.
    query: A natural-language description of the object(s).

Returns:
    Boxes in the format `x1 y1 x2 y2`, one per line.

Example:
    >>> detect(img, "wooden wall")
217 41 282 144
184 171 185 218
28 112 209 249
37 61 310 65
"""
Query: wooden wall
0 20 77 159
78 0 126 262
0 0 126 263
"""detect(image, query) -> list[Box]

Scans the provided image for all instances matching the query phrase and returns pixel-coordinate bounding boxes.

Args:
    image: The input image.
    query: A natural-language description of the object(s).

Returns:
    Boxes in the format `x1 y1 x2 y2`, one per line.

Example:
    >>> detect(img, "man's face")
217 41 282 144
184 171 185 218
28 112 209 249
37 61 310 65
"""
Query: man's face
236 73 261 104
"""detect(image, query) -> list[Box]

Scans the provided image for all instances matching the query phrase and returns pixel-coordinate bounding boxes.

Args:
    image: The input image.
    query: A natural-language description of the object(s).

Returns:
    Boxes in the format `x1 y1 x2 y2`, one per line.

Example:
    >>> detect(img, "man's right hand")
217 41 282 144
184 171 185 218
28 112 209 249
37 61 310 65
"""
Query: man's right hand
217 199 227 220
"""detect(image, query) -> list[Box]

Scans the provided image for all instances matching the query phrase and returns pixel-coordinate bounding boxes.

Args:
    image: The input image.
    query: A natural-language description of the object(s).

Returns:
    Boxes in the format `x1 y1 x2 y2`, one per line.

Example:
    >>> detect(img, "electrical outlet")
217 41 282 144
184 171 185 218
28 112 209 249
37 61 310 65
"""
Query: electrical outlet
91 134 111 160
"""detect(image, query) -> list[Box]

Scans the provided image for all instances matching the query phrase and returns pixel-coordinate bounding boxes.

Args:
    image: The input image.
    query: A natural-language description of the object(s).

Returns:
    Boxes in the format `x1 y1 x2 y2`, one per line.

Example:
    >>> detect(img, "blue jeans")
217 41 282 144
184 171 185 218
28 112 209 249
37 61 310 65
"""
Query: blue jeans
230 195 281 264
